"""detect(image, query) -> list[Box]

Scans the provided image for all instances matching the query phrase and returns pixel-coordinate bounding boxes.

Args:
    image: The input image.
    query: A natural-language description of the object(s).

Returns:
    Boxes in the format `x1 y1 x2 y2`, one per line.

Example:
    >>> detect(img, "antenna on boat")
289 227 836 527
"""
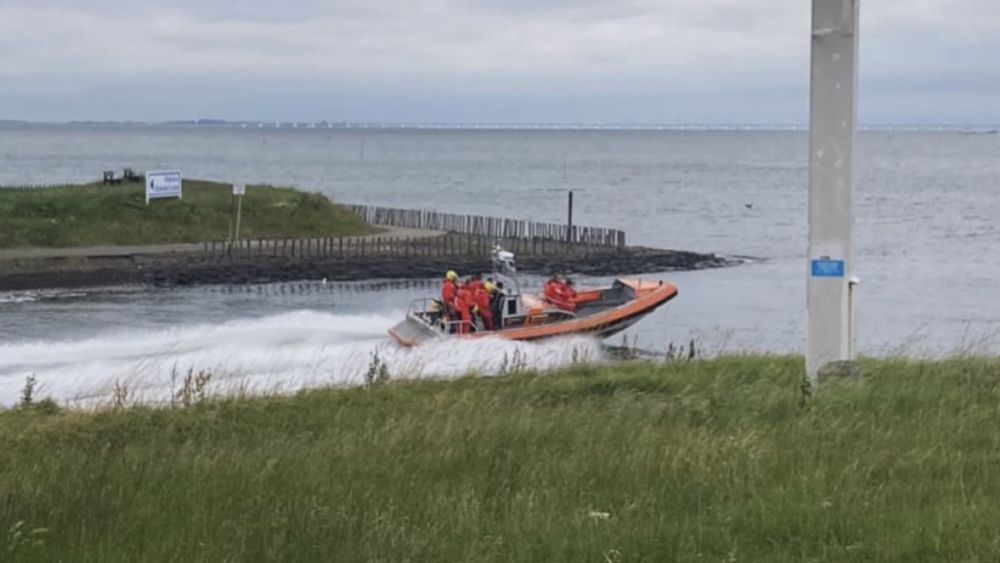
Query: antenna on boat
491 244 516 274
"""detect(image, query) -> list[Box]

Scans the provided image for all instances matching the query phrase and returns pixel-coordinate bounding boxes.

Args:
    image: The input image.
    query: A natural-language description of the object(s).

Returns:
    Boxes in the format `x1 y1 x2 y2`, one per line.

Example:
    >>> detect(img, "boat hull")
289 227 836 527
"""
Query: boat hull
389 279 677 347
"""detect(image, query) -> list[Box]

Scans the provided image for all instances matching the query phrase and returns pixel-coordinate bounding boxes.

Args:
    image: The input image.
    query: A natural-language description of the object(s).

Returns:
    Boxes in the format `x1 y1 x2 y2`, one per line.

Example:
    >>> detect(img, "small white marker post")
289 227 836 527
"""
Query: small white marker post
233 183 246 241
807 0 859 385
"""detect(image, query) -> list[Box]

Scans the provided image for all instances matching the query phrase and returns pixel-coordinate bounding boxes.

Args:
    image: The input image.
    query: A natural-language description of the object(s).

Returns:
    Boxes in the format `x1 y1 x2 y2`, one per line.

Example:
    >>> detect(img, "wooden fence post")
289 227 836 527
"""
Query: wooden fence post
347 203 624 250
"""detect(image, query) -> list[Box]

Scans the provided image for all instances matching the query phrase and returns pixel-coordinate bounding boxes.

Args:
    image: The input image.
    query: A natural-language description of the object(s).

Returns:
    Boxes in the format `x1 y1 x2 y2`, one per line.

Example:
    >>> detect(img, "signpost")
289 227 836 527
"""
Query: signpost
232 184 246 241
145 170 182 204
807 0 859 385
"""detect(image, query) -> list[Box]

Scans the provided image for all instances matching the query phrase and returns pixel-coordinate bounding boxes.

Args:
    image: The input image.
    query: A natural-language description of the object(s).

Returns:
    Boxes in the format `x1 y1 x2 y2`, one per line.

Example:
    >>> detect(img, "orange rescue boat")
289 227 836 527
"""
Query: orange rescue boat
388 247 677 347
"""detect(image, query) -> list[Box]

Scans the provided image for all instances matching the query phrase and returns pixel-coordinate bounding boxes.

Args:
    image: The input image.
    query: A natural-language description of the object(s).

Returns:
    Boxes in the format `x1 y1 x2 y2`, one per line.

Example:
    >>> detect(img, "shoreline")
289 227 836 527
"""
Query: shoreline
0 245 742 291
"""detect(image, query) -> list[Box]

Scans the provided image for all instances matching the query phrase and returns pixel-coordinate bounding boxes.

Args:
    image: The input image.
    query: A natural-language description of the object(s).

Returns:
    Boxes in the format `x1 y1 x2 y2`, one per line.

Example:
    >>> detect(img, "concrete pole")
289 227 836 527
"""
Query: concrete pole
807 0 859 384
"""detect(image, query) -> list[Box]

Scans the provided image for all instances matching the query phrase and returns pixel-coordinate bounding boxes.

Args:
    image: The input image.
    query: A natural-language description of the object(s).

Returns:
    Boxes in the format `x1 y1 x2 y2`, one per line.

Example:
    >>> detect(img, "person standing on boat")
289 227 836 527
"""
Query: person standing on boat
559 278 578 311
442 271 460 328
473 282 496 331
545 273 575 310
455 281 475 334
545 274 562 303
467 273 484 293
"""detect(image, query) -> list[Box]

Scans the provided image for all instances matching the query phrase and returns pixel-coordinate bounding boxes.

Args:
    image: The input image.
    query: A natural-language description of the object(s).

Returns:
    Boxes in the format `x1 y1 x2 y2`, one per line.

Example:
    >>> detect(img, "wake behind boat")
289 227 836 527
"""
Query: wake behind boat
389 246 678 347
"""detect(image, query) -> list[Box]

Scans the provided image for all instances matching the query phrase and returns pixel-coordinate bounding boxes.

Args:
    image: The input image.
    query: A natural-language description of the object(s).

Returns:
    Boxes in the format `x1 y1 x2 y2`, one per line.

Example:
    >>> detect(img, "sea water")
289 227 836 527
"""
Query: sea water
2 125 998 405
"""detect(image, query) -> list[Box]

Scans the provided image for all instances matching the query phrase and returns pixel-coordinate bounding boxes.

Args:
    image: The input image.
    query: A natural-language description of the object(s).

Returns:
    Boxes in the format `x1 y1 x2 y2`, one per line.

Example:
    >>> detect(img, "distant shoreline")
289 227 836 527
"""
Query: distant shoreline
2 120 998 133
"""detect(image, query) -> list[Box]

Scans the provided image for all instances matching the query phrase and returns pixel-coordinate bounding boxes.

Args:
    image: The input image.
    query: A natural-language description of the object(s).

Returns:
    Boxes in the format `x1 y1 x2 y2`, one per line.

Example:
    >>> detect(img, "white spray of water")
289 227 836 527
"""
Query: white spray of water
0 290 91 304
0 310 603 409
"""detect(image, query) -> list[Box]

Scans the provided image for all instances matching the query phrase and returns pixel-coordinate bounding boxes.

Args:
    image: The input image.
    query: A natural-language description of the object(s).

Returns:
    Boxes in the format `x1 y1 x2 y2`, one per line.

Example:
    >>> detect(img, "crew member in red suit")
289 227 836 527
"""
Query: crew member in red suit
455 281 475 334
544 274 562 303
559 278 578 309
467 273 484 293
474 282 497 331
441 271 459 328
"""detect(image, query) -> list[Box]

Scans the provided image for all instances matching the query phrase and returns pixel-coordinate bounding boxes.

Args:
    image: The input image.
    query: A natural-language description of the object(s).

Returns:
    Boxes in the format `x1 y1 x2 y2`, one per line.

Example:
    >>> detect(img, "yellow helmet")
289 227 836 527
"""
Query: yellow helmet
446 271 458 281
484 282 496 293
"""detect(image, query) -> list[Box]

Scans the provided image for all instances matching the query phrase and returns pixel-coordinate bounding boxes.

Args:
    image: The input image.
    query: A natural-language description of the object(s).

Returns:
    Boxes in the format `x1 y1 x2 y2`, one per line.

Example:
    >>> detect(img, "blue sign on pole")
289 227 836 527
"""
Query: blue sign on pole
811 259 845 278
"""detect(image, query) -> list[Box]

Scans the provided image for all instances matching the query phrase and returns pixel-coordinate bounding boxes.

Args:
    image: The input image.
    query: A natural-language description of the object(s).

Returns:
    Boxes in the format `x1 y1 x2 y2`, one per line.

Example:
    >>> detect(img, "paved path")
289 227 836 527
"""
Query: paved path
0 226 445 260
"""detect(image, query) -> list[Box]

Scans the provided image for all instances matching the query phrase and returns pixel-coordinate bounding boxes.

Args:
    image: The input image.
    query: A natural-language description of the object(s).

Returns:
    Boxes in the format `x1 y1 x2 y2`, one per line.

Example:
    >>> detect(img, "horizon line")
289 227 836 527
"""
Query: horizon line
1 119 998 132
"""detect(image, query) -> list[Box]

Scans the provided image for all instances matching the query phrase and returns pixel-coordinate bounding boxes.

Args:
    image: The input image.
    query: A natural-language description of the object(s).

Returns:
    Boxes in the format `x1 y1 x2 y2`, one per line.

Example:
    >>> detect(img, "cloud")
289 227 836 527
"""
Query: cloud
0 0 997 122
0 2 800 77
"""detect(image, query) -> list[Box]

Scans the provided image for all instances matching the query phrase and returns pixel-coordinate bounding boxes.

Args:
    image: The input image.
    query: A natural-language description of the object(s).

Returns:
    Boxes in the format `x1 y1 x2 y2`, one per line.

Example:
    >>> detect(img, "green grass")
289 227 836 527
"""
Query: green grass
0 180 377 248
4 357 1000 561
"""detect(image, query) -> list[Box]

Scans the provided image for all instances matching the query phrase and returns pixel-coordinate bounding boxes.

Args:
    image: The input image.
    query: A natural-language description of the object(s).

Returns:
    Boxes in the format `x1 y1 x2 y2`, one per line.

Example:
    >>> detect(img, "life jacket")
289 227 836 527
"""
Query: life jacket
456 286 473 312
555 281 575 301
554 282 577 311
544 280 560 300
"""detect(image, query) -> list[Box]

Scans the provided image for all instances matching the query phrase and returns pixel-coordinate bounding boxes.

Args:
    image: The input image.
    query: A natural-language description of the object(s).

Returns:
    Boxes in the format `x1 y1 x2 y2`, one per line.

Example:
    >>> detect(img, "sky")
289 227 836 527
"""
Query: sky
0 0 998 124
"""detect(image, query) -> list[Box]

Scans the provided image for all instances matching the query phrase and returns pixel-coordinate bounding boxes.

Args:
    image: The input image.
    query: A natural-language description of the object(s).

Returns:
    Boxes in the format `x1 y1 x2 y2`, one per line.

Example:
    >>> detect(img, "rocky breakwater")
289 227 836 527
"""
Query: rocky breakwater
0 244 743 291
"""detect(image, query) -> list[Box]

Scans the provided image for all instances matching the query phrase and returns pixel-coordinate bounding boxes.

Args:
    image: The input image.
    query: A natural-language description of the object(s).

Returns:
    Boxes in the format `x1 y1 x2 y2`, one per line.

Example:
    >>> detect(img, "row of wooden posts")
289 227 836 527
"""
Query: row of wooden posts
0 184 69 191
201 234 613 260
346 204 626 248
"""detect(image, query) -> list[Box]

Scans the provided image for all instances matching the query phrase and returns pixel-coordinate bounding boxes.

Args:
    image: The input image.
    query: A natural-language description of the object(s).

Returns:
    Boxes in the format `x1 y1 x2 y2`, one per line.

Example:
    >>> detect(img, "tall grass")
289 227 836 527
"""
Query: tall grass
3 357 1000 561
0 180 377 248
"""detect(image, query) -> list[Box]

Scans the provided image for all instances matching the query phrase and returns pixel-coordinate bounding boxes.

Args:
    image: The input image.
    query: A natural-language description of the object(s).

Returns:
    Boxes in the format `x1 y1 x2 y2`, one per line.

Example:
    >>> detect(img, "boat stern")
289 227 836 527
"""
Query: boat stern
388 314 444 347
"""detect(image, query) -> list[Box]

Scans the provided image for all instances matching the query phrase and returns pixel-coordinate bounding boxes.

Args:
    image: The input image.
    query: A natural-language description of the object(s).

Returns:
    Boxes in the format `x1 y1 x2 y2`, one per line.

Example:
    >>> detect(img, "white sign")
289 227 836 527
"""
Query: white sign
146 170 183 204
233 183 246 196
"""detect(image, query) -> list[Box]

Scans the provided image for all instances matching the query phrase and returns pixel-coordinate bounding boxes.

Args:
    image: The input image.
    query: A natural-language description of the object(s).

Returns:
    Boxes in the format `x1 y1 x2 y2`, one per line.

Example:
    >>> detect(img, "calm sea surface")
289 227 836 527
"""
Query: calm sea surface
1 125 998 404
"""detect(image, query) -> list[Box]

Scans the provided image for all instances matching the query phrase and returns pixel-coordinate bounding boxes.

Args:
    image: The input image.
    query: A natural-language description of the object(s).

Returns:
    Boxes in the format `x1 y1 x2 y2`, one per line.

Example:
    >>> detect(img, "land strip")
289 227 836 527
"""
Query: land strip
0 180 378 248
0 180 738 290
3 357 1000 561
0 236 734 291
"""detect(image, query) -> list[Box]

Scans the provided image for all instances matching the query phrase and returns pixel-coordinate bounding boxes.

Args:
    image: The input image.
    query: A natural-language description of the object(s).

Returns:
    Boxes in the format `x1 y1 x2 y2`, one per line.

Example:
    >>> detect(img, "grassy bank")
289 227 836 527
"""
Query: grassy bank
4 357 1000 561
0 180 377 248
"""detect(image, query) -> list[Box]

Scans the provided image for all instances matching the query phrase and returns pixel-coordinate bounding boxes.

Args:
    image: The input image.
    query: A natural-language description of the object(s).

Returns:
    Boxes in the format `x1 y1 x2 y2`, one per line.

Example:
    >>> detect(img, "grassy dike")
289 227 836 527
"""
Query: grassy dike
0 180 377 248
4 356 1000 561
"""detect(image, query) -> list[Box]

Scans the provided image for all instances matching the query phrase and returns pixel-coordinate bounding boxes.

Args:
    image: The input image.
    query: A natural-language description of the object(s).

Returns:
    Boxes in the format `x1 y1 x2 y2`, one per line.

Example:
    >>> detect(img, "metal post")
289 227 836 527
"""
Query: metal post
228 194 235 242
807 0 859 384
567 190 574 243
234 194 244 242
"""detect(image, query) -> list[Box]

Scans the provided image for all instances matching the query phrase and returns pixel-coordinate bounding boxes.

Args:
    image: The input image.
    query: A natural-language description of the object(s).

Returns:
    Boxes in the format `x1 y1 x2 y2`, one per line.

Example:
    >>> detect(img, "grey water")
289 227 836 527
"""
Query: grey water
0 125 998 404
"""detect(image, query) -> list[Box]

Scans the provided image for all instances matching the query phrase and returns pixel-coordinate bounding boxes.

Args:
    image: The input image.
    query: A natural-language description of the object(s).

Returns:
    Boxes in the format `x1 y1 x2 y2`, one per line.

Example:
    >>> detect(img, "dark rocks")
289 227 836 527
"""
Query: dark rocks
0 247 742 291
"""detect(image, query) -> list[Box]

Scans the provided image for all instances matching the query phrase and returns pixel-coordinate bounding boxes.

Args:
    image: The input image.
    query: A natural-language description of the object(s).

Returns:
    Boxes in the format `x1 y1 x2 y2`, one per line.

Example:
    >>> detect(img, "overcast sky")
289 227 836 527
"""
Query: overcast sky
1 0 997 124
